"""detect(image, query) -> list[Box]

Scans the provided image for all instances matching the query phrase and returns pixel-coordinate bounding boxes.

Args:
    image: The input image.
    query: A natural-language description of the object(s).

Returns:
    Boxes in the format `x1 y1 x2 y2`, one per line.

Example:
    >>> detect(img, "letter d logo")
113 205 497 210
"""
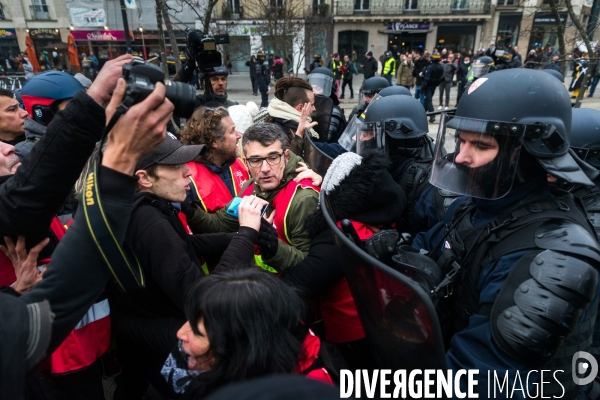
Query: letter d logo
572 351 598 386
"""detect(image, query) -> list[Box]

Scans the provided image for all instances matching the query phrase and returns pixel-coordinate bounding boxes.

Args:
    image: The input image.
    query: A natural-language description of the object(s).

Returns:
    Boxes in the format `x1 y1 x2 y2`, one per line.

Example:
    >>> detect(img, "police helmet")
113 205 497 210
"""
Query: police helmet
308 67 334 97
372 85 411 102
21 71 84 126
431 52 441 61
469 55 495 79
343 95 432 163
361 77 390 95
541 68 565 83
570 108 600 169
430 69 591 200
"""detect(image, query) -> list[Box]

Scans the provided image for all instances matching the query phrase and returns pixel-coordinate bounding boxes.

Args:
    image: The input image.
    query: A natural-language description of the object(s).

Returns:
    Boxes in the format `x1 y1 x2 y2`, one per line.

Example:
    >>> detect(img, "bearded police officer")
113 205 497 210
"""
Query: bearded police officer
370 69 600 398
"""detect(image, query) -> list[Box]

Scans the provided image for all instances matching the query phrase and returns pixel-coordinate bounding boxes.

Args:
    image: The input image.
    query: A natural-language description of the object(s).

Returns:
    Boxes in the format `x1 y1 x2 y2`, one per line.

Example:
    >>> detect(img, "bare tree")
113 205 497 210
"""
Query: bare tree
562 0 597 107
158 0 182 71
547 0 568 75
155 0 169 79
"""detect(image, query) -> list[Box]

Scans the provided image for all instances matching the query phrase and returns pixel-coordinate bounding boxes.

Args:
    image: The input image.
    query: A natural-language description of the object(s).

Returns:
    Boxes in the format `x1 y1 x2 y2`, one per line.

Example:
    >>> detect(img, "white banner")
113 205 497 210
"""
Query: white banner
124 0 137 10
69 7 106 27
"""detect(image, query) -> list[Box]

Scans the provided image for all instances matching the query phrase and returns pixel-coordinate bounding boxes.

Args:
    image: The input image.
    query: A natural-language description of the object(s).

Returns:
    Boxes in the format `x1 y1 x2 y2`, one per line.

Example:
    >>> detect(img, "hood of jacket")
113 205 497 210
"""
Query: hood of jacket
24 118 46 140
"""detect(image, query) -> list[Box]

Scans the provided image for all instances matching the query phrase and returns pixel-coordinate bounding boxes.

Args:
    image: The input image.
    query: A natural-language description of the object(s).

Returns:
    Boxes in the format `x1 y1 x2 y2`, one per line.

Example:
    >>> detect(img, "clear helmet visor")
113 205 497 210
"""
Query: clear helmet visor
469 64 491 79
356 119 383 156
338 114 364 152
429 115 526 199
308 73 334 98
358 91 375 106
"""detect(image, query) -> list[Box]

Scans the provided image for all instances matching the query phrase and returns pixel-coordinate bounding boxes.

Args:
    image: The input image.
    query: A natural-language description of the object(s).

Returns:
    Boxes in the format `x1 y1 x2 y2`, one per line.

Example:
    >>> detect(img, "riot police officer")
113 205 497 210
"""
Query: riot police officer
308 67 347 143
349 94 459 234
347 76 389 122
551 107 600 238
370 69 600 398
255 51 270 108
458 55 495 102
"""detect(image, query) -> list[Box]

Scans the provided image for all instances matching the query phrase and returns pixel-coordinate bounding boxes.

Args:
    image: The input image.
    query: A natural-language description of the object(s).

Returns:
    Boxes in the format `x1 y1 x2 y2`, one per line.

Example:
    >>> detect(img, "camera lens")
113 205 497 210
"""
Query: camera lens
164 81 197 118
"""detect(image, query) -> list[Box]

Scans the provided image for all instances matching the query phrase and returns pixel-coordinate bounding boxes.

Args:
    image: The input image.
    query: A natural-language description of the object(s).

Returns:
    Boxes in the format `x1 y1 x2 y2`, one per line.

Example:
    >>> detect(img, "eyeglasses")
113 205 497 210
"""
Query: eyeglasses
246 152 285 168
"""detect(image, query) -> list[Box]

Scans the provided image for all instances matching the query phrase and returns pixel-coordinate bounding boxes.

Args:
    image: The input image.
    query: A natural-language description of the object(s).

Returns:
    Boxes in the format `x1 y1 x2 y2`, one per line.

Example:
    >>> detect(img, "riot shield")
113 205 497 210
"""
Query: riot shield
303 133 334 176
312 95 333 141
321 190 447 376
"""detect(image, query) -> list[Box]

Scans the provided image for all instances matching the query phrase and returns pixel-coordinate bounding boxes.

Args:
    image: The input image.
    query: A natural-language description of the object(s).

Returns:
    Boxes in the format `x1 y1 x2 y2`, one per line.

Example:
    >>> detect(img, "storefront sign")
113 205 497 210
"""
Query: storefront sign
387 22 430 31
72 30 134 42
0 29 17 39
69 8 106 28
533 12 567 25
29 28 61 39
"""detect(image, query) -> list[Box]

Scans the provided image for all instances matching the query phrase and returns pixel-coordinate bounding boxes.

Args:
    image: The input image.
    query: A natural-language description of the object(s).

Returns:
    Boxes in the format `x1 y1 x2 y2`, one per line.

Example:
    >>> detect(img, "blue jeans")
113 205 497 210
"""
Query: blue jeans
383 74 393 85
414 85 421 100
590 75 600 96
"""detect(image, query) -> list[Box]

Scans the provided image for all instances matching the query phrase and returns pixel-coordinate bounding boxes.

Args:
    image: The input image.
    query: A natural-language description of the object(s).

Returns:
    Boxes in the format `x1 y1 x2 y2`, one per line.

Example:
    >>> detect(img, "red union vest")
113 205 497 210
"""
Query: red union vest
241 178 320 272
188 159 249 213
242 178 320 245
45 218 111 374
318 220 376 343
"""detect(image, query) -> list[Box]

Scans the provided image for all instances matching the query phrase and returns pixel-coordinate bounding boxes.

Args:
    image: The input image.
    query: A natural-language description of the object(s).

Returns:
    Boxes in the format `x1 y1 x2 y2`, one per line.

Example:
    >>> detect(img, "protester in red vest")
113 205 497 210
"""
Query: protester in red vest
186 122 321 272
180 106 250 213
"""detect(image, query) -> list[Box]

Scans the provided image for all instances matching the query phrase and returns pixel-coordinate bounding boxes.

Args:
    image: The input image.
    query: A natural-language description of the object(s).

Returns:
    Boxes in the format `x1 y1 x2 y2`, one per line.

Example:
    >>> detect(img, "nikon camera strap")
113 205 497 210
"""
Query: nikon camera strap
80 103 145 292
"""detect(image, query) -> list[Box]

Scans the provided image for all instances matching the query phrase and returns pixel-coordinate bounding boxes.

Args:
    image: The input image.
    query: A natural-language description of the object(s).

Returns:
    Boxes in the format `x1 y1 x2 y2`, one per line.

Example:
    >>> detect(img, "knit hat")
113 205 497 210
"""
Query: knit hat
305 150 407 236
366 51 373 57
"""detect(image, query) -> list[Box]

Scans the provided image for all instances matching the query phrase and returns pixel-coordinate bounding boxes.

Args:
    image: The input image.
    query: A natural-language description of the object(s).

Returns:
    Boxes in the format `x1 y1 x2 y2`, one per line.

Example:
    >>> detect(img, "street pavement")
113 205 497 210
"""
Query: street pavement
218 71 600 142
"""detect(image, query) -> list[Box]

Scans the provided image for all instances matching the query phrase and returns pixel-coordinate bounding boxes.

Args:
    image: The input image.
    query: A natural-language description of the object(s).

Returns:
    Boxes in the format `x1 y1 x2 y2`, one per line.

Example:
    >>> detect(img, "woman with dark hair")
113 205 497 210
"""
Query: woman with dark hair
166 266 334 397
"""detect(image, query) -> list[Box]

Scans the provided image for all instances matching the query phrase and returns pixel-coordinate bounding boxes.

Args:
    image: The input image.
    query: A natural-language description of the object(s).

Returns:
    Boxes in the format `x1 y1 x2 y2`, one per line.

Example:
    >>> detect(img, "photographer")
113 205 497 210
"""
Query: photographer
1 64 173 398
175 62 238 107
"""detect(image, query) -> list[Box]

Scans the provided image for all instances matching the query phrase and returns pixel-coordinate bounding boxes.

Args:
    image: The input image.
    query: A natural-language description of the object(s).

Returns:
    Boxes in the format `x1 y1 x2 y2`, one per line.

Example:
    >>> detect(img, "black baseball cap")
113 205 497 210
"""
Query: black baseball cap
136 133 206 171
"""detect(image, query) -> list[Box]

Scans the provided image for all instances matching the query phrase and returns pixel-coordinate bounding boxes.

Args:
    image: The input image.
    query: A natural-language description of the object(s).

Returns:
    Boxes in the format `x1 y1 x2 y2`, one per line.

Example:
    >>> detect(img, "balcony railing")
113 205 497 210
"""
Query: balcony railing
336 0 490 15
29 4 50 20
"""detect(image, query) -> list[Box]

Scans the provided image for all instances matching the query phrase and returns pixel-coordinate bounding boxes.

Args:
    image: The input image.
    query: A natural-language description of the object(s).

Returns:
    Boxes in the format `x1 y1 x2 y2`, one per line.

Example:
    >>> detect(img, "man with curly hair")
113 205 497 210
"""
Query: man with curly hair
180 106 249 213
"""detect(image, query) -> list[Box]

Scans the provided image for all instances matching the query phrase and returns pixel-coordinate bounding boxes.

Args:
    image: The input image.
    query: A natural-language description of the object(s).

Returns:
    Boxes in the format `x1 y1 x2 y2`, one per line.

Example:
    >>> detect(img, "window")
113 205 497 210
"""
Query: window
229 0 241 13
355 0 369 11
497 0 515 5
451 0 468 10
404 0 418 10
269 0 284 7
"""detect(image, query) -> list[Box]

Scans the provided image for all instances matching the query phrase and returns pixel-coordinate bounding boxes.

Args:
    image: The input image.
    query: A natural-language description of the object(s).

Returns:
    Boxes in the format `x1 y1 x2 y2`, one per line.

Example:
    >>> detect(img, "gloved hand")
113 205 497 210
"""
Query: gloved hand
180 200 196 220
256 218 278 260
365 230 399 262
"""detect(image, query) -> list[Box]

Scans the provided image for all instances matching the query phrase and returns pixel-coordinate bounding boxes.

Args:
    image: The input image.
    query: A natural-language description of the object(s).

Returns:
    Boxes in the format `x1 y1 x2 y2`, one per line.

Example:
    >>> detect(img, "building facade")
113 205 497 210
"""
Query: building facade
332 0 493 62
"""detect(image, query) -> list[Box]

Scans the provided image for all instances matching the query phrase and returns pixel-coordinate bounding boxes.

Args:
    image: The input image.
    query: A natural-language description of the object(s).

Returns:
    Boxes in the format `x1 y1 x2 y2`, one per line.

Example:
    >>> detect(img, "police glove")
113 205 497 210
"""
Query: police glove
365 230 399 262
257 218 278 260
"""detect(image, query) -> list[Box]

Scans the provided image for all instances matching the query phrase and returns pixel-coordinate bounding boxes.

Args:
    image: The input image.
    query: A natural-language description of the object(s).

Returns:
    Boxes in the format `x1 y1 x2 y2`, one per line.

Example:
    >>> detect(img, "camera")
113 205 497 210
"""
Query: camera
122 59 196 118
186 30 230 74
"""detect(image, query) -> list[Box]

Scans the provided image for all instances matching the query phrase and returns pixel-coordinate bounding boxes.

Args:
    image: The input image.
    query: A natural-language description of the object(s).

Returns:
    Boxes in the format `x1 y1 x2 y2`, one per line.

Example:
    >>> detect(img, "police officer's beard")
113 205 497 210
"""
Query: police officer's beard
455 151 515 198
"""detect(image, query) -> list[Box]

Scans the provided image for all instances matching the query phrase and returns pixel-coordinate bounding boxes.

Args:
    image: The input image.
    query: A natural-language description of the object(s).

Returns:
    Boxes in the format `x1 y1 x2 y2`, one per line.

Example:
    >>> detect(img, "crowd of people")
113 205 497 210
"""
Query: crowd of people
2 39 600 400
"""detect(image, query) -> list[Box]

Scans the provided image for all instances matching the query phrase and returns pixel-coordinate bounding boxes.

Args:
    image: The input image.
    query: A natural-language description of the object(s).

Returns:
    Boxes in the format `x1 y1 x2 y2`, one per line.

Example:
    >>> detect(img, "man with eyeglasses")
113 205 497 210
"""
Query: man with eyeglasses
186 122 320 272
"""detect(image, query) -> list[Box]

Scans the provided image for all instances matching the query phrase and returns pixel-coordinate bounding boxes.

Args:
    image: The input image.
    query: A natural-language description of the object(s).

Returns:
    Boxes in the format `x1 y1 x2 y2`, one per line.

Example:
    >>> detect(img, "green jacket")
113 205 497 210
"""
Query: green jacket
187 151 319 271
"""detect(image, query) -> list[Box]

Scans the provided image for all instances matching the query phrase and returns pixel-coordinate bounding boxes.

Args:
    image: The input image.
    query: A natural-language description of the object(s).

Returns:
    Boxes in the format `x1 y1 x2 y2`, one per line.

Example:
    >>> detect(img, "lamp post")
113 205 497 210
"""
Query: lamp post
139 27 146 60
